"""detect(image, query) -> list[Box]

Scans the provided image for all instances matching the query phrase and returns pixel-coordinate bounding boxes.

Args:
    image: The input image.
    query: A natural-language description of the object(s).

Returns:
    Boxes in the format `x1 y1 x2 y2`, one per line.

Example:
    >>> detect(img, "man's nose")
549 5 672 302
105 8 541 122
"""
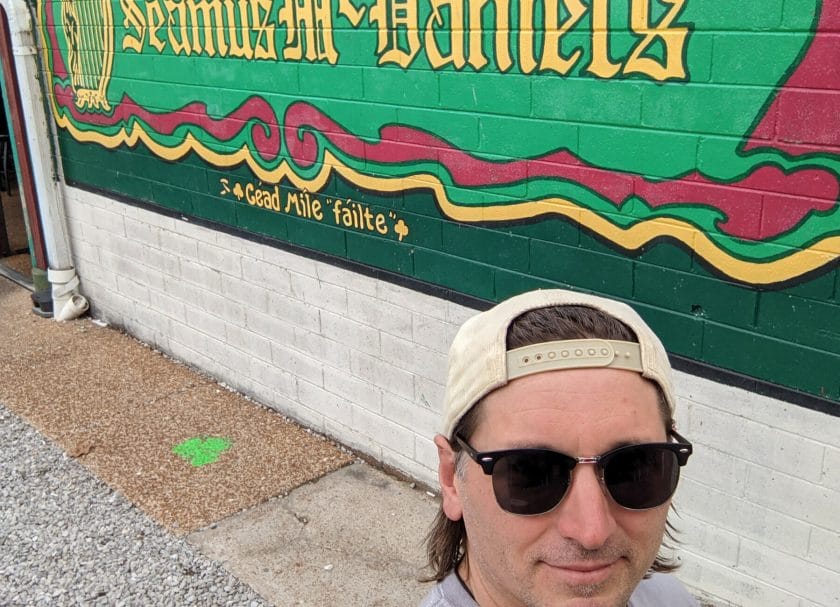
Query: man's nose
551 465 617 549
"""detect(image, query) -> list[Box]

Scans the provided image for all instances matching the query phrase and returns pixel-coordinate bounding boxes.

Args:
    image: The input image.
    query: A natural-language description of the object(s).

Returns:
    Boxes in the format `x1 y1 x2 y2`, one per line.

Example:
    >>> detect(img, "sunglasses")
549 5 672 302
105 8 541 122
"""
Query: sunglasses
454 430 692 515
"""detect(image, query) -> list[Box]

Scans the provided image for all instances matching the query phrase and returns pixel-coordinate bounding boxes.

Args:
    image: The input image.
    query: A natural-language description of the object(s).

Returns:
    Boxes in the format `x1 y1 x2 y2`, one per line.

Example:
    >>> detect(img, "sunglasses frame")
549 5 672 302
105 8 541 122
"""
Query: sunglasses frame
454 430 693 513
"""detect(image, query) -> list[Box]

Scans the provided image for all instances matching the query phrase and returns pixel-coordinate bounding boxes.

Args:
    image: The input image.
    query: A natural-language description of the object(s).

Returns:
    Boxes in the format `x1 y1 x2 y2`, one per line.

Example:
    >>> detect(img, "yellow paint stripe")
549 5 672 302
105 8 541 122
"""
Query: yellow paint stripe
45 82 839 286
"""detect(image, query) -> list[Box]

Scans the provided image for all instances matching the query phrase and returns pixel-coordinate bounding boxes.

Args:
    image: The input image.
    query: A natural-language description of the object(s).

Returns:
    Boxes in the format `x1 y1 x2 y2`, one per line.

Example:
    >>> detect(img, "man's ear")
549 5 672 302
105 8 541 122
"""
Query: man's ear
435 434 464 522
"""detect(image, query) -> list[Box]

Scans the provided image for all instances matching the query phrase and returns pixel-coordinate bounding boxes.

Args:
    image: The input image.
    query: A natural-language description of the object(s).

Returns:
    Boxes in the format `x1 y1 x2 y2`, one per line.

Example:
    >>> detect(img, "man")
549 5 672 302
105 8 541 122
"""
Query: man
420 289 699 607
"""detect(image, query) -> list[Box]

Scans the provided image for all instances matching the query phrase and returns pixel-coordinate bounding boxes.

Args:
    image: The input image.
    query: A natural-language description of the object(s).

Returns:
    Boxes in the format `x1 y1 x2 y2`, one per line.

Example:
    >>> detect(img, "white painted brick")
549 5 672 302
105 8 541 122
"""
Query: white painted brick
318 262 377 296
821 446 840 492
324 418 381 459
324 369 382 414
289 272 347 313
744 466 838 532
411 313 456 354
220 275 270 311
78 261 117 293
675 513 740 566
158 227 199 258
202 290 246 326
245 308 296 346
179 258 222 291
293 328 350 370
140 245 181 280
145 288 187 323
377 280 448 321
353 406 414 458
381 333 446 383
688 402 825 483
381 392 439 439
808 526 840 572
249 357 297 401
242 257 292 295
414 375 445 412
271 344 324 387
681 444 748 498
124 216 161 247
196 241 242 278
677 478 811 558
162 275 204 305
93 207 126 237
266 291 320 332
678 554 801 607
169 322 209 355
349 350 415 402
320 310 380 356
263 246 320 277
676 371 840 447
298 379 352 427
446 300 480 325
738 537 838 606
347 291 412 337
381 445 438 489
415 434 439 479
123 203 177 231
185 307 226 339
204 337 251 379
225 324 272 362
174 217 219 245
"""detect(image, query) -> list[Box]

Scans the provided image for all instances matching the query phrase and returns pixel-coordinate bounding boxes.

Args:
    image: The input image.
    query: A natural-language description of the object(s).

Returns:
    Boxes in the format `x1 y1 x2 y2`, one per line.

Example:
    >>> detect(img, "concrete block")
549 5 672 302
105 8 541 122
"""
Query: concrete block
411 313 456 355
320 310 381 357
381 333 446 384
293 328 351 371
185 307 227 340
220 275 270 312
179 258 222 292
675 371 840 447
744 466 837 532
271 344 325 388
324 369 383 415
678 553 801 607
158 227 199 258
318 263 377 296
688 401 826 482
289 272 348 313
376 280 448 321
821 446 840 491
196 241 243 278
381 393 439 440
245 308 296 346
808 526 840 572
242 257 293 296
677 478 811 558
249 357 298 401
353 406 415 459
347 291 413 338
297 379 353 428
225 324 272 363
737 537 839 606
266 292 321 333
414 375 445 413
124 216 161 248
349 350 415 402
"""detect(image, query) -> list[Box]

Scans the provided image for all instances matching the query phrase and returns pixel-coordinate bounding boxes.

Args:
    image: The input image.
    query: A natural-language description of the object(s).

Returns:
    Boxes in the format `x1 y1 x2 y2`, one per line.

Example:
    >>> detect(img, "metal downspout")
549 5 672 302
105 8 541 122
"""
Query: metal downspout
4 1 87 320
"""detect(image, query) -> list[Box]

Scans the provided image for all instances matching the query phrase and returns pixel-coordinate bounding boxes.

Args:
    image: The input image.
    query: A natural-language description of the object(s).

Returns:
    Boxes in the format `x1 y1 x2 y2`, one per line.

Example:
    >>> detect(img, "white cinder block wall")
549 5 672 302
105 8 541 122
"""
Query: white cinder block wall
64 186 839 606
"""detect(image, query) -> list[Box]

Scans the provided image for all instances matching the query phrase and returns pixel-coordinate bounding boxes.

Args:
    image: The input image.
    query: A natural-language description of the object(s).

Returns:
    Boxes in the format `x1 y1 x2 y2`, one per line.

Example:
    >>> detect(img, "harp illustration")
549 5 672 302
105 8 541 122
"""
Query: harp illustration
62 0 114 112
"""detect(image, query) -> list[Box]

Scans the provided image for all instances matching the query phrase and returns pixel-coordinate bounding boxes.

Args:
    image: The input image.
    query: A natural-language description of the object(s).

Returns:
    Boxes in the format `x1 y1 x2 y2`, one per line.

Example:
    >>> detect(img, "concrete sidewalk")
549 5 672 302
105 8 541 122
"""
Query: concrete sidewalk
0 275 439 606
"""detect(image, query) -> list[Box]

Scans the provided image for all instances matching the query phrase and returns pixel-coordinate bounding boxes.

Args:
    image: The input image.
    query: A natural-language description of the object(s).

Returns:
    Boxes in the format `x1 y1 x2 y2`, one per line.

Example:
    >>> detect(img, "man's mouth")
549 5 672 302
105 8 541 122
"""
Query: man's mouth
542 560 618 586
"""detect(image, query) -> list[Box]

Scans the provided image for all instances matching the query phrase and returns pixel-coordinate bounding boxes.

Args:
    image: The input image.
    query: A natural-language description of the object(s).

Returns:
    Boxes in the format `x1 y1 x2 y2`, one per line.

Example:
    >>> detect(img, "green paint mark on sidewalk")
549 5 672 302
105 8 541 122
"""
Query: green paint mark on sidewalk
172 437 232 467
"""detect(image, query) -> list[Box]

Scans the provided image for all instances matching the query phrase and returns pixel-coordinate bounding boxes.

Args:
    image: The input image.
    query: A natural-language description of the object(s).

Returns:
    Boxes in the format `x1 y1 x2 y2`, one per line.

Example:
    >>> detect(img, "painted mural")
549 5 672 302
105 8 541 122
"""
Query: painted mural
37 0 840 288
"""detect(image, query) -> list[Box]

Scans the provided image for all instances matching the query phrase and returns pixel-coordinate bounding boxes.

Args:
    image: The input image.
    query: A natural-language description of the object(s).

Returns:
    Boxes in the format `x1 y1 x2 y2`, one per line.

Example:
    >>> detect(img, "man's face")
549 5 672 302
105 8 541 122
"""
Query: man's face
436 367 670 607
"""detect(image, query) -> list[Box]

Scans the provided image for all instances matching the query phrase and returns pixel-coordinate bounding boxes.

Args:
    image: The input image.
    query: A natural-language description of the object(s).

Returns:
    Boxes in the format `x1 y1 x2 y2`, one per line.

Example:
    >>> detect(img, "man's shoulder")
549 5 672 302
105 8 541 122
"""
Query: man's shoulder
629 572 700 607
418 572 477 607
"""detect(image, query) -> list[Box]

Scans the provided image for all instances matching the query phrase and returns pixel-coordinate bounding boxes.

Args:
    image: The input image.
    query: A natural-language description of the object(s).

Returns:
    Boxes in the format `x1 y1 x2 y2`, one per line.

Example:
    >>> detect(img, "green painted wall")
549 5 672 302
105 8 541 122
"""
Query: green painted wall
41 0 840 405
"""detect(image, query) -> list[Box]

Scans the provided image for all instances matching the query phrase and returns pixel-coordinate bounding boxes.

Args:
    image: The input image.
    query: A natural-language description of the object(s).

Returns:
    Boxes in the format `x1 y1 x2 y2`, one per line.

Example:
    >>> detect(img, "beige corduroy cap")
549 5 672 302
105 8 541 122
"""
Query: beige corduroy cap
442 289 676 438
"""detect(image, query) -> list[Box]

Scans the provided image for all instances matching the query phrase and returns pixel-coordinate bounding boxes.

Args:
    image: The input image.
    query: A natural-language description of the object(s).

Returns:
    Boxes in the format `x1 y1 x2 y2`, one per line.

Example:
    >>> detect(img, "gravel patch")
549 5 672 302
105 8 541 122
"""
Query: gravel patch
0 403 272 607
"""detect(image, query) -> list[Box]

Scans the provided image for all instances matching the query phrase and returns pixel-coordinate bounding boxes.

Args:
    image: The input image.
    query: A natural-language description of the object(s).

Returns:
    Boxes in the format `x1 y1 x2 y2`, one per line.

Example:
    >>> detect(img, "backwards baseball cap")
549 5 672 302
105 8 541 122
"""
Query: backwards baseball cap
442 289 676 438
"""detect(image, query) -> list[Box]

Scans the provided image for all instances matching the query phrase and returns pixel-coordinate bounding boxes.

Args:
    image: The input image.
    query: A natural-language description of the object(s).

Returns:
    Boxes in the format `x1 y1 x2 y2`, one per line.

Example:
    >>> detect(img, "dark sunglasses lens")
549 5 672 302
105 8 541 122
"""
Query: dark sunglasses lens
492 451 573 515
604 446 680 509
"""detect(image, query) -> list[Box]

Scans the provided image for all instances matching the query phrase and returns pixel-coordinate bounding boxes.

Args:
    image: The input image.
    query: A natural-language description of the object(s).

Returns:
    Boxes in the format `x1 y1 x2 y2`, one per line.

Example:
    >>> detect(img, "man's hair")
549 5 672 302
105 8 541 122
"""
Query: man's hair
424 304 679 582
